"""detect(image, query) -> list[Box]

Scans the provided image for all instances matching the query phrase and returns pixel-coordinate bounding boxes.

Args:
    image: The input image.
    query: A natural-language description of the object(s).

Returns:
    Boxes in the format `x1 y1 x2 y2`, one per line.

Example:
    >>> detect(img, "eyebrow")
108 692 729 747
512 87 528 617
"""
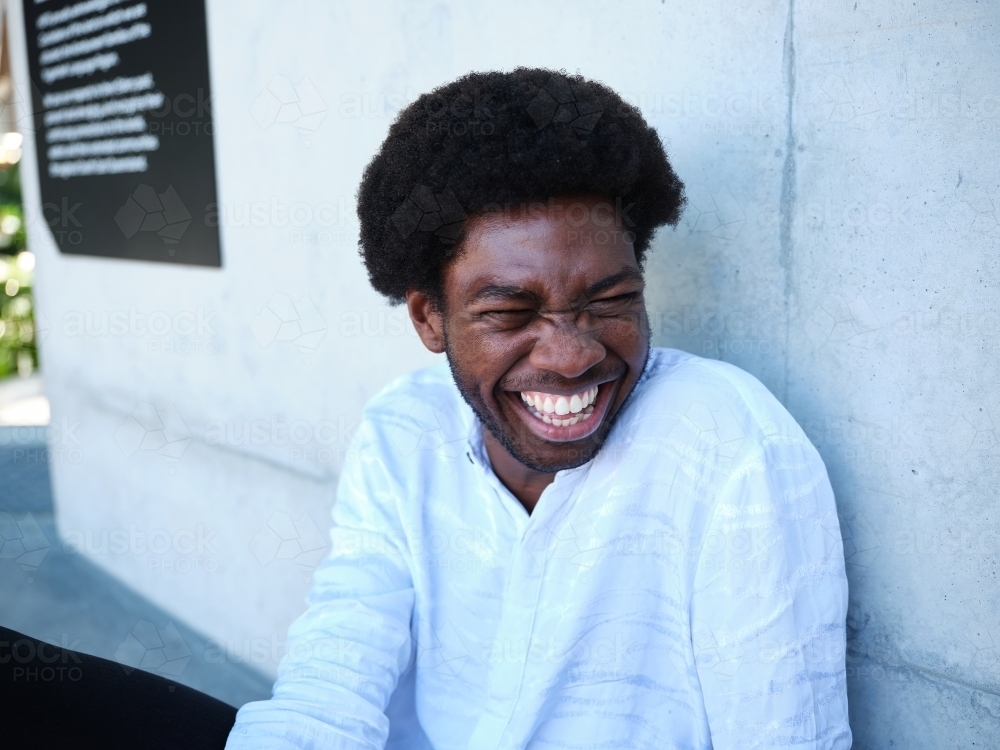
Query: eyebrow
469 285 542 304
583 267 645 298
468 266 644 305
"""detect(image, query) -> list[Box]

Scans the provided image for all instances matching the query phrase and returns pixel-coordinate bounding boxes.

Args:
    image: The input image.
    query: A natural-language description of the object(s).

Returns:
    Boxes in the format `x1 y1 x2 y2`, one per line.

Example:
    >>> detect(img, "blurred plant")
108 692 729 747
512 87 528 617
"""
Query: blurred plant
0 160 35 380
0 157 23 206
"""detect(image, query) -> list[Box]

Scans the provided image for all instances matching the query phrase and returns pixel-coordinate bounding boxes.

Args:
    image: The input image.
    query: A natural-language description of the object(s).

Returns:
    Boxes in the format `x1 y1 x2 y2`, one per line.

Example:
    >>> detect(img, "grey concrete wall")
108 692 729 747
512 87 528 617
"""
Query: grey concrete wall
651 2 1000 746
6 0 997 743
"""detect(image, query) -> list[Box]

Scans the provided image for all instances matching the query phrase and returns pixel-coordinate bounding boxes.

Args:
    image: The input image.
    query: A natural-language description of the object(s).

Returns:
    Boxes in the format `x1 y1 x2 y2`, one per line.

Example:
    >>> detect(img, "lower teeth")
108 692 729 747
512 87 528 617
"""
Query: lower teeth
526 403 595 427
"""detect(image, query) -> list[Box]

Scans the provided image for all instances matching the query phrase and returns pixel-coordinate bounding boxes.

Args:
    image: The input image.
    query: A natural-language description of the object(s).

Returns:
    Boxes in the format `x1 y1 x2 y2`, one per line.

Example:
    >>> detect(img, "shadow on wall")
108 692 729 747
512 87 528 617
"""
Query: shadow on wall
0 384 272 706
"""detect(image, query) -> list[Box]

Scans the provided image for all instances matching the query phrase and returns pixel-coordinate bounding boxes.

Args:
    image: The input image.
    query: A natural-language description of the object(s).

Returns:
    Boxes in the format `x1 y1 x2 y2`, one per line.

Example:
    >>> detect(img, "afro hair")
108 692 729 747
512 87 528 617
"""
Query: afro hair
357 67 686 305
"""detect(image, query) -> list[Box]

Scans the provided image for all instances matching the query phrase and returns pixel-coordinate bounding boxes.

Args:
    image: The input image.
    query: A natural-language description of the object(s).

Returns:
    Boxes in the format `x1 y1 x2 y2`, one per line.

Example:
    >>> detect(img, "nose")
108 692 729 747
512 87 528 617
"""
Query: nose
528 313 606 380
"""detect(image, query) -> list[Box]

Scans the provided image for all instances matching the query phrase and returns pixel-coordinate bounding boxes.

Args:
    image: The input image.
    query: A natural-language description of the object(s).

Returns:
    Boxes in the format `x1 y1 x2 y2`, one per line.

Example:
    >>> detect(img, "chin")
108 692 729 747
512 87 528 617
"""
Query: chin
489 409 617 473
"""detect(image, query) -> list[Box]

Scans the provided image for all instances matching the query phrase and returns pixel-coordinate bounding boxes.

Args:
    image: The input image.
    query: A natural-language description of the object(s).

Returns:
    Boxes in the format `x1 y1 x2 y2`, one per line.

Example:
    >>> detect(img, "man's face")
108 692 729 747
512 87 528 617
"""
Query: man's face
432 195 650 473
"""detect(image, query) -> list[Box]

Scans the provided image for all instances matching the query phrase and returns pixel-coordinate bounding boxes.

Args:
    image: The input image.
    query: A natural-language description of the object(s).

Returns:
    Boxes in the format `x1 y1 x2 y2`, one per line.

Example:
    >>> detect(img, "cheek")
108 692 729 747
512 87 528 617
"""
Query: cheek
453 328 527 394
598 312 649 351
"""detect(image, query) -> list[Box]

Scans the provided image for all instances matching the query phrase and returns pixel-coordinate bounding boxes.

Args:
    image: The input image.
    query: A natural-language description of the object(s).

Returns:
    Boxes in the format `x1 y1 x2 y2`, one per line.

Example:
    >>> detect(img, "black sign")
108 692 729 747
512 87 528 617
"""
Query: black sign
21 0 222 267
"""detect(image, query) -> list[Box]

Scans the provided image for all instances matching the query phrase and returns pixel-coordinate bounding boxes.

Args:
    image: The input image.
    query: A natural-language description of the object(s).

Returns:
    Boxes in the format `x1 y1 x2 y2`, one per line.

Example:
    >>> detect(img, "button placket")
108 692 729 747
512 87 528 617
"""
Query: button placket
469 471 587 749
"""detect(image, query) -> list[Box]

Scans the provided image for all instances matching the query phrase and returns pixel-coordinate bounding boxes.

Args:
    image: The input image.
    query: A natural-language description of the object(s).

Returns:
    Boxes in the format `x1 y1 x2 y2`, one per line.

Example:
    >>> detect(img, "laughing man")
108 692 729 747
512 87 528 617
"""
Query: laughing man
227 69 851 750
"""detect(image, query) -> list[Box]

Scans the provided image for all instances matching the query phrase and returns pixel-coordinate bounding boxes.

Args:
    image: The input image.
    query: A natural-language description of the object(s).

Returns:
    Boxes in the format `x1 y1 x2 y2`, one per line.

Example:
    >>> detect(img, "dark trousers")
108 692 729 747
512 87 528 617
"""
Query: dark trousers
0 625 237 749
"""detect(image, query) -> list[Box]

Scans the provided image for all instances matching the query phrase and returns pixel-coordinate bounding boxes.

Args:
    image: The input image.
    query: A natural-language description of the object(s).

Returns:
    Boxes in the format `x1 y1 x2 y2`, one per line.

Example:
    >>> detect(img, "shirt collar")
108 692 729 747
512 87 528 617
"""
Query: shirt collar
463 409 594 528
446 369 598 520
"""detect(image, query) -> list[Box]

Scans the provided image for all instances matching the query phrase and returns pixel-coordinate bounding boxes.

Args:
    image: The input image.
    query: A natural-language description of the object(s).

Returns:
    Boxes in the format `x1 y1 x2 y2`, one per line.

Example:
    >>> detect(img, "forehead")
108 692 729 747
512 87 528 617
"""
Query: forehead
445 197 639 301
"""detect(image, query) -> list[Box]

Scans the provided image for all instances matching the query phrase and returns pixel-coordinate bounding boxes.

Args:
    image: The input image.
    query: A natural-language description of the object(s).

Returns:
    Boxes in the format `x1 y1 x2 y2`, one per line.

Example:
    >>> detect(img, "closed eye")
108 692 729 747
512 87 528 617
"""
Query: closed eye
586 292 641 316
481 309 537 328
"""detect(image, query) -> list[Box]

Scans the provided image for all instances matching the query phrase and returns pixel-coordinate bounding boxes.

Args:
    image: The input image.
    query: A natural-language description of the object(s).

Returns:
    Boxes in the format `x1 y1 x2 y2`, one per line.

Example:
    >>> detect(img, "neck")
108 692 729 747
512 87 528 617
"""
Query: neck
482 428 555 514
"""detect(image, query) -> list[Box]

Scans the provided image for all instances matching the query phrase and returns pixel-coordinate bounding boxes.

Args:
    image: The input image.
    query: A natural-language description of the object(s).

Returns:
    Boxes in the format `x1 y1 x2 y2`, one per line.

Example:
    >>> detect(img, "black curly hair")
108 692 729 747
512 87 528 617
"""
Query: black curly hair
357 68 686 306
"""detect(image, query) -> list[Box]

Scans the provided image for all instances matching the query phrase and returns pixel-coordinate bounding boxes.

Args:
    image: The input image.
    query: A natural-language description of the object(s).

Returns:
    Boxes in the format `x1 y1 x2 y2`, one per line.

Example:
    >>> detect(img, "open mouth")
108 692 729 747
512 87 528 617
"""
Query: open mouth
519 386 598 427
503 379 620 443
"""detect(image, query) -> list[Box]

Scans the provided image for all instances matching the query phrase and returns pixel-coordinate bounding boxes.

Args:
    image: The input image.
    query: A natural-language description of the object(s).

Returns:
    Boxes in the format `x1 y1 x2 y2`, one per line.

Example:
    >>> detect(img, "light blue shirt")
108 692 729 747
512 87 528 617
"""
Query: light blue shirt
227 348 851 749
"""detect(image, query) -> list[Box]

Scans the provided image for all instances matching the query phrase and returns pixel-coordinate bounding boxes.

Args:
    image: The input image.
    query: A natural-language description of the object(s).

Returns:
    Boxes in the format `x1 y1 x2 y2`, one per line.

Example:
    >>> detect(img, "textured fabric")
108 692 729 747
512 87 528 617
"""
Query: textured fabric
226 348 851 750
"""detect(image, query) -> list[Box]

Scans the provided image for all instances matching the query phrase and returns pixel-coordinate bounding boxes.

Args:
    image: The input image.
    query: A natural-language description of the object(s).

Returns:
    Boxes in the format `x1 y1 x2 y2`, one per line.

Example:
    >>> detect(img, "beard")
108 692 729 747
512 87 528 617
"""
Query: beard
443 332 650 473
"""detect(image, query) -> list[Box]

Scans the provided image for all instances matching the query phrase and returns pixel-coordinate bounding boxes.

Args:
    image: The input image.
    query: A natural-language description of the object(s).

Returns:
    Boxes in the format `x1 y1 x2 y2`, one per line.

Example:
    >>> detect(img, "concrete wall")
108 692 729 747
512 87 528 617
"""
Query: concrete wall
792 5 1000 744
6 0 997 744
648 2 1000 745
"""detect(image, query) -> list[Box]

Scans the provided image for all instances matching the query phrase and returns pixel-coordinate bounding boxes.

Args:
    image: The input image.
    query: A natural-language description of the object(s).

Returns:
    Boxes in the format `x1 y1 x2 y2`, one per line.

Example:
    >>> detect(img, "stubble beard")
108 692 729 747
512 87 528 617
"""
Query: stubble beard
443 330 650 473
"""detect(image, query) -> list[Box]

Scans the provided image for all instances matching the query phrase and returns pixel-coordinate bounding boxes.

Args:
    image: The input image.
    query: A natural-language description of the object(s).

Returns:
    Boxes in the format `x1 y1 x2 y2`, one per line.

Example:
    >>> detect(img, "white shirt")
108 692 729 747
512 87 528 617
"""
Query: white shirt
226 348 851 750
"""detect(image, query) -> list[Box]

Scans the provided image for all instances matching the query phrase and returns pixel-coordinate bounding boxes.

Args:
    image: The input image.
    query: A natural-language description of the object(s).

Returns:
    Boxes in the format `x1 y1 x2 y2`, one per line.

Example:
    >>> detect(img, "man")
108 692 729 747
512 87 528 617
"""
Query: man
227 69 851 749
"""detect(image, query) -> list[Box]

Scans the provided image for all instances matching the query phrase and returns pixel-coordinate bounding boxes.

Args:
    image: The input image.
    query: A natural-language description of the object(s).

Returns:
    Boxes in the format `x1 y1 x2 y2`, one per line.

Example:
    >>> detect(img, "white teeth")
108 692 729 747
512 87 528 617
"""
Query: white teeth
517 386 601 427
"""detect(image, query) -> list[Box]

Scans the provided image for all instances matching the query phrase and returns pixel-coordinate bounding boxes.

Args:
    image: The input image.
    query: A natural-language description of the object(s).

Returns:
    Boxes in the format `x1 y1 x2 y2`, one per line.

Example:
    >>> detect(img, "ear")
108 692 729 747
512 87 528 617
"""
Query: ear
406 289 446 354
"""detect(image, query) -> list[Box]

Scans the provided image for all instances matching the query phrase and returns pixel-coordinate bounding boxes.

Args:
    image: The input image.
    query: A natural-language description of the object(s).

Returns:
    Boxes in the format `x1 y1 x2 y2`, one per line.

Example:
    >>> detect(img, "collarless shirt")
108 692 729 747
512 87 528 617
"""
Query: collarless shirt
227 348 851 750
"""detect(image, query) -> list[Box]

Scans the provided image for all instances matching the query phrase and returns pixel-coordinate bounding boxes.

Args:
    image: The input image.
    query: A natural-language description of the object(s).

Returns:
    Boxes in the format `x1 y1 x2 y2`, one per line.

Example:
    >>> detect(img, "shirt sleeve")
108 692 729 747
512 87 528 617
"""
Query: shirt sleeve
226 425 415 750
691 431 852 750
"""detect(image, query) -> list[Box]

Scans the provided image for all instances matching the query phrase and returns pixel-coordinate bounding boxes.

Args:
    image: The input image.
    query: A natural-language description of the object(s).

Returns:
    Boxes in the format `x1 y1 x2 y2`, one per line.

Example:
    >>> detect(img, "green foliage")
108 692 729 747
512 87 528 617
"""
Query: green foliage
0 161 34 380
0 161 22 206
0 252 36 379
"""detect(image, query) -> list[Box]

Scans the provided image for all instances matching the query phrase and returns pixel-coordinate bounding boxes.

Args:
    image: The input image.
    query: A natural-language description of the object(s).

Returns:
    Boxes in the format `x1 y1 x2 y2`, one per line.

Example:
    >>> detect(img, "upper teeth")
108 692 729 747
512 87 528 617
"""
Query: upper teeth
520 386 599 415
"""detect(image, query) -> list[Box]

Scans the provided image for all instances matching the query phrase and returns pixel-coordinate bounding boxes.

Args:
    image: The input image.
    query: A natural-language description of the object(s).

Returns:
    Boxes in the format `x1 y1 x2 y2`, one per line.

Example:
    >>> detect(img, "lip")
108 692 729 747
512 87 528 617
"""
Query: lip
502 377 622 443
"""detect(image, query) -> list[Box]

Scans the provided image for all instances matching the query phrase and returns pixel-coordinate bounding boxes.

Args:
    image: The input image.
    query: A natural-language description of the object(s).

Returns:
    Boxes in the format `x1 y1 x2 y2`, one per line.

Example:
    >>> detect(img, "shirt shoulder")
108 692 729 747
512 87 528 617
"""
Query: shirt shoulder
352 361 472 461
619 355 834 541
628 348 810 450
